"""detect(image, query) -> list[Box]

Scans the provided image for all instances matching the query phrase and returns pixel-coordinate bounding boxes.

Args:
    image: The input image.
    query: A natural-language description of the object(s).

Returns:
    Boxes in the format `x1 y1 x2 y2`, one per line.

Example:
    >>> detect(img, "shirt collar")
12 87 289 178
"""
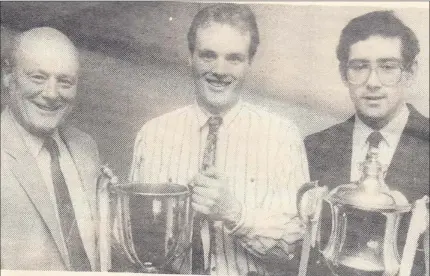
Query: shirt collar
379 104 409 147
10 109 61 158
353 103 409 149
193 99 244 130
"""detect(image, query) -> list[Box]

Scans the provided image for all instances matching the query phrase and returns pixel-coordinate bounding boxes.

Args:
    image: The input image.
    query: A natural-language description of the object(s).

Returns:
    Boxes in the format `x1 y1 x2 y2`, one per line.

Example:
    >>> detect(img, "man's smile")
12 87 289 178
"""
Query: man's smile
31 101 65 112
205 76 233 91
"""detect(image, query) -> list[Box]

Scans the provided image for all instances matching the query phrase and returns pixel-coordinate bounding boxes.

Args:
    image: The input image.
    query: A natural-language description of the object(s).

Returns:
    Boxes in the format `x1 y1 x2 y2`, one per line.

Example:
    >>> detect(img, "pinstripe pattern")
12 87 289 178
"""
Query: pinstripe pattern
130 101 309 275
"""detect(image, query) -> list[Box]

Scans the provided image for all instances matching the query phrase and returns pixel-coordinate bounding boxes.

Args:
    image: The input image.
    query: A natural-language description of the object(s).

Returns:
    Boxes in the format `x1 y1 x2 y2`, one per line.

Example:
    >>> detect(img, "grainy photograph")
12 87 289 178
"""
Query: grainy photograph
1 1 428 276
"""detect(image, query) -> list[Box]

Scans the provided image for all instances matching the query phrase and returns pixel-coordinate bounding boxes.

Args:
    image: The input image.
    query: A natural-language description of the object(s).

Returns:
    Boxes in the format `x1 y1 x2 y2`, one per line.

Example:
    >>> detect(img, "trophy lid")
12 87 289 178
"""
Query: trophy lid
328 185 399 211
326 148 410 212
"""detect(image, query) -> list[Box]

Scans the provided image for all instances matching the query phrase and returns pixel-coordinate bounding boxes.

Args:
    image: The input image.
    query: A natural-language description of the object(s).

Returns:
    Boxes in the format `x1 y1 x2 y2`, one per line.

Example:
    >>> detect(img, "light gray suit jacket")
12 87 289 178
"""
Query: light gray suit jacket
1 109 101 271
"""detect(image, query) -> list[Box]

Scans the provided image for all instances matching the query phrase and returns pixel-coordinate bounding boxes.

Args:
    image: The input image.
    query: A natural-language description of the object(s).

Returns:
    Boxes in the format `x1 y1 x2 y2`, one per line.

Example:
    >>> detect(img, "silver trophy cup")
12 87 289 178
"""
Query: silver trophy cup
296 148 429 276
97 167 192 273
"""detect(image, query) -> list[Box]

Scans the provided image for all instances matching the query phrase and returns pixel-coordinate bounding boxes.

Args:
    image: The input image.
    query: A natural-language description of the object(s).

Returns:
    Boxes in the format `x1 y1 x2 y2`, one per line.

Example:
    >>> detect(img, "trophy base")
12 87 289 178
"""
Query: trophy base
325 260 386 276
136 268 178 274
136 263 178 274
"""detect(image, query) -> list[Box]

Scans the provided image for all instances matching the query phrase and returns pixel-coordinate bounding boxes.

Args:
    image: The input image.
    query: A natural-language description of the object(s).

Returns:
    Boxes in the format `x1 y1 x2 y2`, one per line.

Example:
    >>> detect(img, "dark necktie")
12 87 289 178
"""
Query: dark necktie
44 137 91 271
192 116 223 274
367 131 384 149
366 131 384 159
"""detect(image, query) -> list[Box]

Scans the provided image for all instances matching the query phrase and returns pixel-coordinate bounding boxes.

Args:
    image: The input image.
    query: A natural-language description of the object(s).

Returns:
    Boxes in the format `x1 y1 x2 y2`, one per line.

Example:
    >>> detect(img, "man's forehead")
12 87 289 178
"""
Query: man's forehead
195 22 251 51
14 30 79 72
349 35 402 61
198 20 250 35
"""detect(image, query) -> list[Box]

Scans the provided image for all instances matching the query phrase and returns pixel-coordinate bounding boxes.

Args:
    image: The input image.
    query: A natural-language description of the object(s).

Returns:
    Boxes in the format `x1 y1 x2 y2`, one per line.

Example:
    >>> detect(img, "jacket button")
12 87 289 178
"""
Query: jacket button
212 266 216 271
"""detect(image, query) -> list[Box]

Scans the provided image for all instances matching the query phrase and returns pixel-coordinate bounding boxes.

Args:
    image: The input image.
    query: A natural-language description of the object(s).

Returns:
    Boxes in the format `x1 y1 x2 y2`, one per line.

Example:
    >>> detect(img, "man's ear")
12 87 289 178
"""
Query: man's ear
403 60 418 87
339 63 348 86
2 58 13 89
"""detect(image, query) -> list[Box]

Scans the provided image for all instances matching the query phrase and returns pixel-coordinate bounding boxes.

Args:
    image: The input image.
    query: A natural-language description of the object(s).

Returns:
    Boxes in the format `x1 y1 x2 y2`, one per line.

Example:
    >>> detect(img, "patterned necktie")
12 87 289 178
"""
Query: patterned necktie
44 137 91 271
192 116 223 274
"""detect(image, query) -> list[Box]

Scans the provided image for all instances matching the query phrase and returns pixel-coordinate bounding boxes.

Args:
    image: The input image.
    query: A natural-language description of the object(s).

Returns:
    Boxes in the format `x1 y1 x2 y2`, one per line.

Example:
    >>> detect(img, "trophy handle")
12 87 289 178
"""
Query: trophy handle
425 225 429 276
97 166 117 271
296 180 327 221
297 181 328 276
398 195 429 276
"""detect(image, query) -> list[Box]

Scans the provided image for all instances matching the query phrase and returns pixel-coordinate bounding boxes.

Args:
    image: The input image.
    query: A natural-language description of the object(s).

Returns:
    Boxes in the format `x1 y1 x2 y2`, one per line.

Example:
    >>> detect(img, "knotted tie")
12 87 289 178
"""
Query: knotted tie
44 137 91 271
367 131 384 149
366 131 384 159
192 116 223 274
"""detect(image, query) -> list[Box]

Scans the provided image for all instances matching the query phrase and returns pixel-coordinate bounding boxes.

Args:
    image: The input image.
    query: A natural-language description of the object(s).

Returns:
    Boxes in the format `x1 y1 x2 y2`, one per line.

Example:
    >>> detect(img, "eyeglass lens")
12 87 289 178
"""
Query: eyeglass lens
346 60 403 86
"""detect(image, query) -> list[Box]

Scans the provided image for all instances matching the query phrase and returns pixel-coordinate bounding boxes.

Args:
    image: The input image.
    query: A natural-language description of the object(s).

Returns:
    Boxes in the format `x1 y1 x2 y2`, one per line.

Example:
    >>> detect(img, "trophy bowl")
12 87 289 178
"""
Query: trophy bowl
97 173 192 273
296 148 429 276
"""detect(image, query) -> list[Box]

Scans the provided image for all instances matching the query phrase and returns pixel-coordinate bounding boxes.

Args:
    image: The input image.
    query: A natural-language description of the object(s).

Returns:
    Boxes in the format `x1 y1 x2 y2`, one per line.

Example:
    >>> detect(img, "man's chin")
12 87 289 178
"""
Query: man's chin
24 120 63 137
200 100 235 114
357 111 390 129
31 126 57 137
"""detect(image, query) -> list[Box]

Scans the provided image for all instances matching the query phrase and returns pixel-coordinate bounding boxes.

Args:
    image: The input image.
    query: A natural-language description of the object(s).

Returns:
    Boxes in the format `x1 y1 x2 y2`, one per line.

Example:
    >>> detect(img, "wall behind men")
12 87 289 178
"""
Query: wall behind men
1 2 428 179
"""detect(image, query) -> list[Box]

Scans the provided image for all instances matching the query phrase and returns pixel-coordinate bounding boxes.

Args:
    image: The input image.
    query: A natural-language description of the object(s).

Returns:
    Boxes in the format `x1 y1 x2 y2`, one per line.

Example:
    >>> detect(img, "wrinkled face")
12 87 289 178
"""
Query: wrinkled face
4 39 78 136
346 35 413 127
191 22 251 114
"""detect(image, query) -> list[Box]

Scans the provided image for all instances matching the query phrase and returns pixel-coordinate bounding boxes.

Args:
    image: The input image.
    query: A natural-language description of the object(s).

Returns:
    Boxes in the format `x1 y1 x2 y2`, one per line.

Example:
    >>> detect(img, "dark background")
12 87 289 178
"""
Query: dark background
1 2 428 179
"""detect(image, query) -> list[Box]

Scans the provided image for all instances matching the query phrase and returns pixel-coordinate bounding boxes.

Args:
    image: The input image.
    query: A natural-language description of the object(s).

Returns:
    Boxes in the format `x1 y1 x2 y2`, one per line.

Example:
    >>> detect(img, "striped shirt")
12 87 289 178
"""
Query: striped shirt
129 101 310 275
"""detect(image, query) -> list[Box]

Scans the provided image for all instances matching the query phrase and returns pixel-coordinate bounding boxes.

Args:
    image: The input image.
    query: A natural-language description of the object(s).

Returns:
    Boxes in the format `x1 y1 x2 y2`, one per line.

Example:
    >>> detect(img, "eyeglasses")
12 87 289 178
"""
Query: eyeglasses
346 60 405 86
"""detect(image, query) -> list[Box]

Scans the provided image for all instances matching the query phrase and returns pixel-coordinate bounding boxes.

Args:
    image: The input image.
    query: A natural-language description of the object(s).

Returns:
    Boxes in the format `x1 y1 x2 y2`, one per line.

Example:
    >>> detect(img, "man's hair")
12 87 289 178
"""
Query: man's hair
337 10 420 79
187 3 260 60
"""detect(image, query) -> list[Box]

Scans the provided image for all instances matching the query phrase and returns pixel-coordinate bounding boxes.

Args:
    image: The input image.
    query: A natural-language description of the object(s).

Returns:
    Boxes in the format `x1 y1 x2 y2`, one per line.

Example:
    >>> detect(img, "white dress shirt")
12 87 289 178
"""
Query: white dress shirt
350 104 410 182
14 114 96 270
130 101 310 275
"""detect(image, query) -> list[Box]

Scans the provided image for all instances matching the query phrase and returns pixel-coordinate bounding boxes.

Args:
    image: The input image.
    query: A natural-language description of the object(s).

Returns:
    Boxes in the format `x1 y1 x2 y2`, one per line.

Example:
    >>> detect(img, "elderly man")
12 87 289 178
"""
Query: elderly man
305 11 429 275
1 27 100 271
129 3 309 275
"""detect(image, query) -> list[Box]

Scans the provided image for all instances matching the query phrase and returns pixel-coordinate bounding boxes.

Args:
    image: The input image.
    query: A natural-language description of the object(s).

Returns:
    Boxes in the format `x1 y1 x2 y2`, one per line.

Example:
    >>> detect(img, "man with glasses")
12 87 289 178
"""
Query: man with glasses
304 10 428 275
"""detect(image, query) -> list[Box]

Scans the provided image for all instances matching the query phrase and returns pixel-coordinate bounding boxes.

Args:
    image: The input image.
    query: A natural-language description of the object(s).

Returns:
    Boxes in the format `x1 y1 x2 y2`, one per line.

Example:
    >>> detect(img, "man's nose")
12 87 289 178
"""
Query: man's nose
212 58 228 76
41 77 59 99
366 68 382 90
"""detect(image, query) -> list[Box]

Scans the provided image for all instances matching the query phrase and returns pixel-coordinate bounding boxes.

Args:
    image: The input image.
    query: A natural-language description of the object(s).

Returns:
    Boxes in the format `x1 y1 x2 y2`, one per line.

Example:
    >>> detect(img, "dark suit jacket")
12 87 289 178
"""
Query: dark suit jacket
1 108 101 271
305 103 429 201
304 104 429 275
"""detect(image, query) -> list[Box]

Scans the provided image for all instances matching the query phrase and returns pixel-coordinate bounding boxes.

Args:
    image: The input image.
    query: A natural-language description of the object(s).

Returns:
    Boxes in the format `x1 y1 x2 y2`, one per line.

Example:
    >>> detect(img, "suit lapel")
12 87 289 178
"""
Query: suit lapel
385 104 428 201
322 117 354 188
386 119 416 179
334 117 354 184
1 110 70 268
60 127 96 218
60 127 98 270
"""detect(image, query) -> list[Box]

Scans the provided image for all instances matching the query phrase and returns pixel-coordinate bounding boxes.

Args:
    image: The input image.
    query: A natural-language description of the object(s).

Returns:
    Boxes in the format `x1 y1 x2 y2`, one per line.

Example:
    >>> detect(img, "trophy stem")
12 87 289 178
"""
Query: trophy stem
165 199 174 255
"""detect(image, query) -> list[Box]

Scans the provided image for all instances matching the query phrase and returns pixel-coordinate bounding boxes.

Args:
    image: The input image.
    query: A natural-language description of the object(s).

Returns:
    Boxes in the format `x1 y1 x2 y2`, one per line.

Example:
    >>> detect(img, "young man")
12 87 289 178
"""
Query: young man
305 11 429 276
1 27 100 271
130 4 310 275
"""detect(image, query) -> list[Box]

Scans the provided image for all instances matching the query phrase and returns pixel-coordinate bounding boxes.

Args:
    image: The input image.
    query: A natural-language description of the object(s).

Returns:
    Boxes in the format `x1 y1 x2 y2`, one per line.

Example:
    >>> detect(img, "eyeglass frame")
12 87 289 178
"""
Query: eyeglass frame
345 58 410 87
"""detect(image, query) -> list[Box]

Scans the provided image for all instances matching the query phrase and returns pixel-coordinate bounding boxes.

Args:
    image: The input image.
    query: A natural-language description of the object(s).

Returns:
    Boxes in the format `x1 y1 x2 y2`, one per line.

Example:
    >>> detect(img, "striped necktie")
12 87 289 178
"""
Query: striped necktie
44 137 91 271
192 116 222 274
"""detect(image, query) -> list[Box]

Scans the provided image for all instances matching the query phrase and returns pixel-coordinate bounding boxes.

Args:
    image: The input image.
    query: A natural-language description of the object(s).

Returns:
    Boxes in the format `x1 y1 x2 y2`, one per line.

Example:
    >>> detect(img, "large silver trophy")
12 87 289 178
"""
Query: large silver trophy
297 148 429 276
97 167 193 273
